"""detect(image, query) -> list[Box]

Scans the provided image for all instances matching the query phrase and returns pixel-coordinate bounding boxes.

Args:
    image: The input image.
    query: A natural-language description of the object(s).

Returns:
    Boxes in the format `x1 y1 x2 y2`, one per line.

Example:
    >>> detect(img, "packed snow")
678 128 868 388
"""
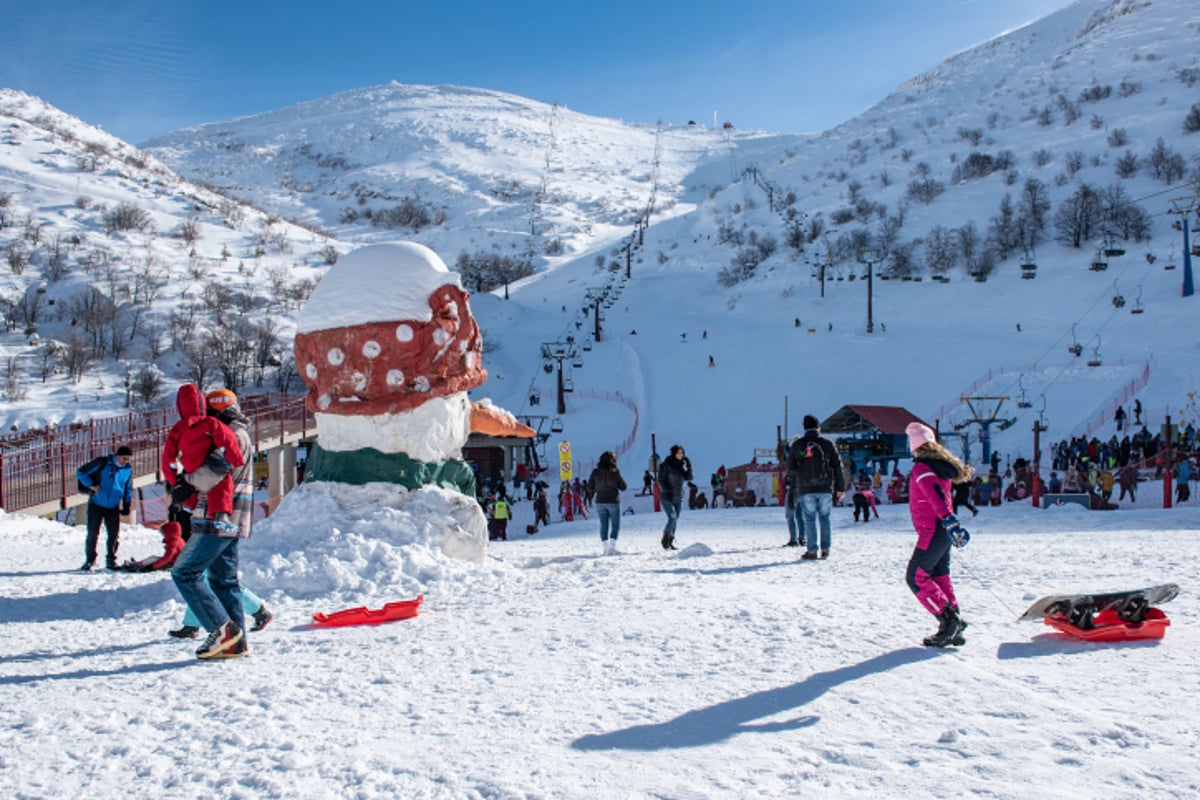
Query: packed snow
1 483 1197 798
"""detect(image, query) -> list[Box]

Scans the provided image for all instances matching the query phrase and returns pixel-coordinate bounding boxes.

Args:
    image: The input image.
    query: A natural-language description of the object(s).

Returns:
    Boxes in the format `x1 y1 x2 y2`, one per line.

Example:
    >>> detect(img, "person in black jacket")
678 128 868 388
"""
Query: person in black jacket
587 451 627 555
787 415 846 560
657 444 693 550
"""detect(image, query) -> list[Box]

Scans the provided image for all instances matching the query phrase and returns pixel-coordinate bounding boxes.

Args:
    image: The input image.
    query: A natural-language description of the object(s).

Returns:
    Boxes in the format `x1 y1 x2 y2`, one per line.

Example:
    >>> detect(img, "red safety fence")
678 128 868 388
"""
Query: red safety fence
0 394 314 515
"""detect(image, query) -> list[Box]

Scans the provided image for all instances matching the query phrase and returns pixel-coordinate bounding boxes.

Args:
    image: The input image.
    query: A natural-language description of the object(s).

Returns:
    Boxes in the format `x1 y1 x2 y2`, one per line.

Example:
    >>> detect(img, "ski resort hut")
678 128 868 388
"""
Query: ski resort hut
722 449 785 507
820 405 933 476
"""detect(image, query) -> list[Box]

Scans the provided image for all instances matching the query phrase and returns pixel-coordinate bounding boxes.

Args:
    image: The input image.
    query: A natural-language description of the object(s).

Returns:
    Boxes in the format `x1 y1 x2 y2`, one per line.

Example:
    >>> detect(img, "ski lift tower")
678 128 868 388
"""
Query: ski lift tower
1168 195 1198 297
540 341 577 415
584 287 609 343
953 396 1016 467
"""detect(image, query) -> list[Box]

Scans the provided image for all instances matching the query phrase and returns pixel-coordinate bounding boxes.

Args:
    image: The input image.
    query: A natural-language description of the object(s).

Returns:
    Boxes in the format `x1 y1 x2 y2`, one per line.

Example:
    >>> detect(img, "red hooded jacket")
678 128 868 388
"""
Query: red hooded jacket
161 384 245 484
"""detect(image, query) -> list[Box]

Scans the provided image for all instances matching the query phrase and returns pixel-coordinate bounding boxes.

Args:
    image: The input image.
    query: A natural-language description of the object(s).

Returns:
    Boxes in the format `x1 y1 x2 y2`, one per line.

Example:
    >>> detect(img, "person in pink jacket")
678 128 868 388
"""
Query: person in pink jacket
904 422 974 647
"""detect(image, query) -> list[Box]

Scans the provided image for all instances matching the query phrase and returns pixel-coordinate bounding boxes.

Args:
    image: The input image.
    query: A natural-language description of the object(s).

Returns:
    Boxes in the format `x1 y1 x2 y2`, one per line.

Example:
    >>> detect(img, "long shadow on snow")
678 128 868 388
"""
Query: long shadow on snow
572 647 940 751
0 653 196 684
0 579 178 623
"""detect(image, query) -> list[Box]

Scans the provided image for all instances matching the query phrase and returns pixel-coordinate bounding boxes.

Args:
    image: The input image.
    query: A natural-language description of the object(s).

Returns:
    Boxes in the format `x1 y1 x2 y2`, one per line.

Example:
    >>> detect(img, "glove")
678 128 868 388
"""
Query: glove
169 480 196 504
119 505 131 516
941 513 970 548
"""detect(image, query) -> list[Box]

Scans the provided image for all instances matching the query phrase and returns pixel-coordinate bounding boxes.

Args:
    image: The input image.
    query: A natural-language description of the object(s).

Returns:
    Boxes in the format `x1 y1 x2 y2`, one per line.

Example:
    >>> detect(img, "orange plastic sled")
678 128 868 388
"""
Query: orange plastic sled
1043 607 1170 642
312 595 424 627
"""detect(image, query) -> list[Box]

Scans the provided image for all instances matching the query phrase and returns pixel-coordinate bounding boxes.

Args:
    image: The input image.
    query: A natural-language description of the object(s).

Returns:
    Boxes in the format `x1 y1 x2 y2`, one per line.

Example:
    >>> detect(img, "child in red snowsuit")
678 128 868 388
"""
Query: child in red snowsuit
161 384 245 532
120 521 185 571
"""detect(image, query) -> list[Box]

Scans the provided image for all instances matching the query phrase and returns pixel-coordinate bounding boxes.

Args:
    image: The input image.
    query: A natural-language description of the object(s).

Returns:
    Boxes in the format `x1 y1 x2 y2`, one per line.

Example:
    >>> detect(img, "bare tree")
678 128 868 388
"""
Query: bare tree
988 194 1019 261
957 222 980 273
1054 183 1102 248
923 225 958 276
61 330 92 383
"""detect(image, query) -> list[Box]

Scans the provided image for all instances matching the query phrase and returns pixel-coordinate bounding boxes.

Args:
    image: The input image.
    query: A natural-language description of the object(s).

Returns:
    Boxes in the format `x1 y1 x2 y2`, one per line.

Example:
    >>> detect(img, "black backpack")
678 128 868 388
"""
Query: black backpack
77 456 107 494
790 438 831 493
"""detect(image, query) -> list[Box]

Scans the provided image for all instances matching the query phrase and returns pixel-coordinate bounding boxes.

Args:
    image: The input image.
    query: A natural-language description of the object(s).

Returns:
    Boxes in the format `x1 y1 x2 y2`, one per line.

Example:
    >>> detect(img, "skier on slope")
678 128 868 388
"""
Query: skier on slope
904 422 974 648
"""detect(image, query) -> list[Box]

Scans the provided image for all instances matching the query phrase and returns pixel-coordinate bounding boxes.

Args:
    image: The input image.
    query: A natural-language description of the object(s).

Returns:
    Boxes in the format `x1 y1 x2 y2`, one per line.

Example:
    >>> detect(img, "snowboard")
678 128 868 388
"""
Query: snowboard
1018 583 1178 629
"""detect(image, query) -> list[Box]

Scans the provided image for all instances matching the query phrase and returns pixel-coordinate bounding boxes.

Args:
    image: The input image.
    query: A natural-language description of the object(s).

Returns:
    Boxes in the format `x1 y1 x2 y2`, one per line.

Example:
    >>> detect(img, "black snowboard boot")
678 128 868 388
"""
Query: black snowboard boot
923 605 966 648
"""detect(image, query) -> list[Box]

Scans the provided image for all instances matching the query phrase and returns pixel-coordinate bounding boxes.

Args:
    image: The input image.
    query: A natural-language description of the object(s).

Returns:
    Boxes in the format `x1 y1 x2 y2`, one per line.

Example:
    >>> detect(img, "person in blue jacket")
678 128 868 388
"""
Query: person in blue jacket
76 446 135 570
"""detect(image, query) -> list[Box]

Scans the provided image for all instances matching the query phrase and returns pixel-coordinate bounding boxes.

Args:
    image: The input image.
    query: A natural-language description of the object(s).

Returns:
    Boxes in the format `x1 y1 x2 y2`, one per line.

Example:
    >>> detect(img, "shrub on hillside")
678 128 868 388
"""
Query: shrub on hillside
454 251 534 293
1184 103 1200 134
103 202 152 234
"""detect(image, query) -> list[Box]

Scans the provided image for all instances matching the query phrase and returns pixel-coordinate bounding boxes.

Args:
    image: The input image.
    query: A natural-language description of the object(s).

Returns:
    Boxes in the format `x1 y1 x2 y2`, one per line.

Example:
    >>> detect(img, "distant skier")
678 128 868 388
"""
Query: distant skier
904 422 974 648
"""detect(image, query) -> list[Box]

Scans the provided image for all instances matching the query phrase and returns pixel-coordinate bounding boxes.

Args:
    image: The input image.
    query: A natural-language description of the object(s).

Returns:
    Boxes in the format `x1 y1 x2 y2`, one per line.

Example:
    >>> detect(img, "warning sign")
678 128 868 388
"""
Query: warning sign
558 441 573 482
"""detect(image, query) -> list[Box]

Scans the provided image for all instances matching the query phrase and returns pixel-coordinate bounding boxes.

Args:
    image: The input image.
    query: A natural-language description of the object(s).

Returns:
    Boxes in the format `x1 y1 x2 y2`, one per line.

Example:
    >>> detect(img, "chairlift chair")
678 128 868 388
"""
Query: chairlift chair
550 417 564 433
1017 376 1033 409
1131 285 1145 315
1086 335 1102 367
1020 262 1037 279
1068 323 1082 357
1111 279 1126 309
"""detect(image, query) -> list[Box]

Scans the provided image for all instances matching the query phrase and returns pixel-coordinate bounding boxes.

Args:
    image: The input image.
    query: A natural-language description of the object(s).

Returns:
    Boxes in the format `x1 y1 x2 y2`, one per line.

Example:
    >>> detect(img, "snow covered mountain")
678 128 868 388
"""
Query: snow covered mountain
141 83 754 267
2 0 1198 479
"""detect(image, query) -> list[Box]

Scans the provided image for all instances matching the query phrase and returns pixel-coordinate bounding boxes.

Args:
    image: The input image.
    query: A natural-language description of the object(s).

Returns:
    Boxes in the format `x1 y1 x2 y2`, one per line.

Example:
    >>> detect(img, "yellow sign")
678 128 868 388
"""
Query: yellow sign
558 441 573 482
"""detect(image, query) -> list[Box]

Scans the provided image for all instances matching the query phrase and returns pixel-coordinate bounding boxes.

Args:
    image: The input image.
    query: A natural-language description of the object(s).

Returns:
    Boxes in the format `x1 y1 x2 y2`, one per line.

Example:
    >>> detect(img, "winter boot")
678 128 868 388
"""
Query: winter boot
209 636 249 659
169 625 200 639
251 606 274 633
923 605 966 648
661 533 677 550
196 621 243 659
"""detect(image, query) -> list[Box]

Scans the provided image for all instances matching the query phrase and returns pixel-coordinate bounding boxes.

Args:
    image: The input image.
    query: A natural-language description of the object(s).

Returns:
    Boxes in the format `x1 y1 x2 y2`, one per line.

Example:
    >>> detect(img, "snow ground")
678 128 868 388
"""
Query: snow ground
2 484 1196 799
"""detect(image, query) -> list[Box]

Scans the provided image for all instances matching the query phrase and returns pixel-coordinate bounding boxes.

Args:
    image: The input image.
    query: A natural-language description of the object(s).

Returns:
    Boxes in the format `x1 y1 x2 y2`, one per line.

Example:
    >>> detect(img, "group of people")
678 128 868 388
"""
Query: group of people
580 418 972 647
76 385 273 661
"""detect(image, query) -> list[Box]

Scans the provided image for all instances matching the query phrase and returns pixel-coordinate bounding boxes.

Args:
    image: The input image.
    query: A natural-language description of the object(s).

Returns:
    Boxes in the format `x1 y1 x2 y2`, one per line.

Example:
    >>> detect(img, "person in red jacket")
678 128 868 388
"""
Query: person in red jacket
905 422 974 648
161 384 245 533
119 522 185 571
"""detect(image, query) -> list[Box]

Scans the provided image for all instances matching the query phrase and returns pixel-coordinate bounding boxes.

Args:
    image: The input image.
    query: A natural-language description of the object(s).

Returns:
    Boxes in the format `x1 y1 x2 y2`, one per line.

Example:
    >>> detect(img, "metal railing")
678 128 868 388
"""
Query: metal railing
0 394 314 515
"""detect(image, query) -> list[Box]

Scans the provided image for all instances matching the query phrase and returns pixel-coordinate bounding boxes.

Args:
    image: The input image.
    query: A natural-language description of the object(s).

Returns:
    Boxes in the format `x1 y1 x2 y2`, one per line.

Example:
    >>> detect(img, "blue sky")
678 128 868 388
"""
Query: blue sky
1 0 1072 143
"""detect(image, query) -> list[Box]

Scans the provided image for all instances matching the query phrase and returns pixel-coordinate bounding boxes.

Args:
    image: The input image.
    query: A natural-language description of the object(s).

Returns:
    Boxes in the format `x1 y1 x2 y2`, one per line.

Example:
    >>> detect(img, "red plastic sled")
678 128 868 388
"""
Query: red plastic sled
1043 607 1170 642
312 595 423 628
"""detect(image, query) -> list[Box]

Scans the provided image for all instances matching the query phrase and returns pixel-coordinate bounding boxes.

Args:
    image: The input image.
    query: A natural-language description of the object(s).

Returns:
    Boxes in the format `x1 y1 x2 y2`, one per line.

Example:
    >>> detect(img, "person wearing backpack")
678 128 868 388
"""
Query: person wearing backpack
168 389 273 644
788 415 846 560
75 445 135 570
165 384 249 660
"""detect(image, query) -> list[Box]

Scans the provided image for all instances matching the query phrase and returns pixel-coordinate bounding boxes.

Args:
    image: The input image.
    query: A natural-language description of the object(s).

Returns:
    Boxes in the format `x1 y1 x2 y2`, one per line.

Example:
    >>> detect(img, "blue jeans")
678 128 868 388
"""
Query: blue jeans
785 489 799 544
597 503 620 540
798 492 833 552
172 534 245 633
182 582 263 628
662 499 682 535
